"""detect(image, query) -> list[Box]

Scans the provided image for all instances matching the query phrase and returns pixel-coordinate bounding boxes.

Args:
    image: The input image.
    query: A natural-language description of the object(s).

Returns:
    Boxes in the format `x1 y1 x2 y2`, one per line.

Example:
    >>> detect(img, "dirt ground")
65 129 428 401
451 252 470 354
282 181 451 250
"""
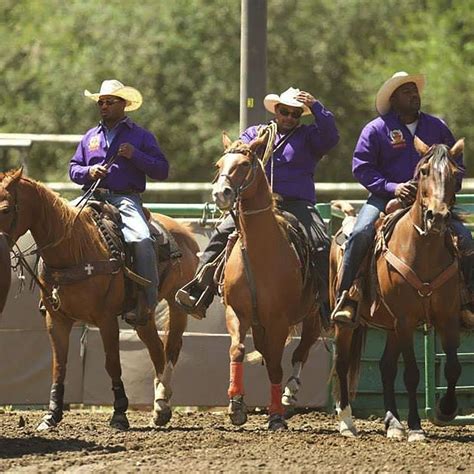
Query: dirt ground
0 408 472 473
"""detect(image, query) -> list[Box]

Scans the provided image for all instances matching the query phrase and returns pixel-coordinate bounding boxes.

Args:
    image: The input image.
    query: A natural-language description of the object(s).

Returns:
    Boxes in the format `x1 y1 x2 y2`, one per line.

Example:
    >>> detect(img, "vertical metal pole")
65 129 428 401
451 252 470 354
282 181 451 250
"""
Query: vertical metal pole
240 0 267 133
424 329 436 421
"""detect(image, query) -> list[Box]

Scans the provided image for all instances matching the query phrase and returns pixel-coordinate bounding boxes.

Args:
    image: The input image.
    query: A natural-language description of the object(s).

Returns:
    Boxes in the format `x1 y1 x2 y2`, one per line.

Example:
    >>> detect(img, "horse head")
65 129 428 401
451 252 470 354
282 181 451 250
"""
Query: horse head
212 132 267 211
0 168 26 242
413 136 464 235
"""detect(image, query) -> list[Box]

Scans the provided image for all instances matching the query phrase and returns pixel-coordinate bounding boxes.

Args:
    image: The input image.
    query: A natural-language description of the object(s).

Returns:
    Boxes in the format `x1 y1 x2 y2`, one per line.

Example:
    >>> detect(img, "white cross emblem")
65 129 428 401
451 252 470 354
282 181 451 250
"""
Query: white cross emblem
84 264 94 276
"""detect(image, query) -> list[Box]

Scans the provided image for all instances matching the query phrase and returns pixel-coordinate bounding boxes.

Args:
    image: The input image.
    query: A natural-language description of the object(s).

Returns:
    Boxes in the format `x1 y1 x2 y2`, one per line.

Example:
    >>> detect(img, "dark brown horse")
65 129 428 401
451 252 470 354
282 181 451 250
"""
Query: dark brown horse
0 233 11 313
330 137 465 441
212 134 322 430
0 169 199 430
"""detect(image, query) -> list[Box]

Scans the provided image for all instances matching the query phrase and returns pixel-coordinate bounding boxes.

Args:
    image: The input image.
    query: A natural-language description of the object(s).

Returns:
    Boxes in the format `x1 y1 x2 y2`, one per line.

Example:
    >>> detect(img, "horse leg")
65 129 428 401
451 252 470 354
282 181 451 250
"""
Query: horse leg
37 312 73 431
264 327 289 431
380 332 405 439
398 327 424 442
98 317 129 430
334 324 358 437
282 311 320 418
226 305 250 426
436 324 461 422
137 300 181 426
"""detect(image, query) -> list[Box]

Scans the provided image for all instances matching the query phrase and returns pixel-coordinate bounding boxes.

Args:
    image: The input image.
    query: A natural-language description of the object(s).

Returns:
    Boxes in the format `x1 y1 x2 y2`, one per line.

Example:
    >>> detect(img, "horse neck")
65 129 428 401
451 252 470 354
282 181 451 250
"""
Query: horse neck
238 169 281 245
22 180 104 265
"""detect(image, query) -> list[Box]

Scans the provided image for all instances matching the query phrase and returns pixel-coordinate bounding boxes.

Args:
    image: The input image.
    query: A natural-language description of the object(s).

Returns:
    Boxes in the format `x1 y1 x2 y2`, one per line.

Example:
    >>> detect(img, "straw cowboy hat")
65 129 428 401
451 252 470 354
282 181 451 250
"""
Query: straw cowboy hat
375 71 425 115
84 79 143 112
264 87 312 116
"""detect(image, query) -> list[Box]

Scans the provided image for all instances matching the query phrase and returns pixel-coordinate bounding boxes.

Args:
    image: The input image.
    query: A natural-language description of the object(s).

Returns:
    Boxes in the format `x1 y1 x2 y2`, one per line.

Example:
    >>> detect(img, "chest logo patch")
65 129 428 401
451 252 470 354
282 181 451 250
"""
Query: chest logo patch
88 135 101 152
389 129 406 148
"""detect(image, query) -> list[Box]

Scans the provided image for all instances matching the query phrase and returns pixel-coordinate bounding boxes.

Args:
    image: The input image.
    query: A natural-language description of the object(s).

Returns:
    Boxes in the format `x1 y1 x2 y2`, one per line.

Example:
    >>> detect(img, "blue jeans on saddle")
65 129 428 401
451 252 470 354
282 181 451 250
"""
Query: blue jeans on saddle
71 192 158 308
337 193 474 302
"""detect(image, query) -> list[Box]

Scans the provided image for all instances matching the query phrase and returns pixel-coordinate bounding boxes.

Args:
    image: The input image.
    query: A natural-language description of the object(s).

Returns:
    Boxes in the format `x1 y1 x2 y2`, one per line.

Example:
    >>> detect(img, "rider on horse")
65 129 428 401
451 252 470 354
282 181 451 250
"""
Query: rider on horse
69 79 169 326
176 87 339 323
332 71 474 324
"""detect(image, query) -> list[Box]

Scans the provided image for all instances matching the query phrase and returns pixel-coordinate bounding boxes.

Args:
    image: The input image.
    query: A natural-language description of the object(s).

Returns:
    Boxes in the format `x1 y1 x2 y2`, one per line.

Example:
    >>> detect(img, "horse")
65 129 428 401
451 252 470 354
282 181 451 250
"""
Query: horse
330 137 465 442
0 169 199 430
0 233 11 313
212 133 322 430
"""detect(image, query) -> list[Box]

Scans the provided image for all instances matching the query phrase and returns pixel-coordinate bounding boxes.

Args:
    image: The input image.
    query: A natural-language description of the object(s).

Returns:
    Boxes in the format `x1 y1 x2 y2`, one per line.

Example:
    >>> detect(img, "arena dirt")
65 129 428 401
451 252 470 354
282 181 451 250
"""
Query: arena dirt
0 409 472 472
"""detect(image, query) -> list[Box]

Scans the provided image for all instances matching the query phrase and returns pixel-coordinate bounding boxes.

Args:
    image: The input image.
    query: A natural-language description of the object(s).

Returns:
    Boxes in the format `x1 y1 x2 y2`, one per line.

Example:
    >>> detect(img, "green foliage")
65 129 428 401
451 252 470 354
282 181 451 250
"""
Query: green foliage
0 0 472 183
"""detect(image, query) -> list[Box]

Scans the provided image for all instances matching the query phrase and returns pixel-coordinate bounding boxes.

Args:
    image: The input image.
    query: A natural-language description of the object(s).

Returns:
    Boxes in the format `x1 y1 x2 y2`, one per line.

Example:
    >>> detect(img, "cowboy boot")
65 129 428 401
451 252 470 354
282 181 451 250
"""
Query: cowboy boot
123 290 154 327
331 290 357 324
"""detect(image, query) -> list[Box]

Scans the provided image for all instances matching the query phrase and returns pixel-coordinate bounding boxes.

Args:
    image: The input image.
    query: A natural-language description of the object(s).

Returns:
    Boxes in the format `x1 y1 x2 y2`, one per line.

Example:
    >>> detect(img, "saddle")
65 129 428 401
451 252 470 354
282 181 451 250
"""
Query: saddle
40 200 182 314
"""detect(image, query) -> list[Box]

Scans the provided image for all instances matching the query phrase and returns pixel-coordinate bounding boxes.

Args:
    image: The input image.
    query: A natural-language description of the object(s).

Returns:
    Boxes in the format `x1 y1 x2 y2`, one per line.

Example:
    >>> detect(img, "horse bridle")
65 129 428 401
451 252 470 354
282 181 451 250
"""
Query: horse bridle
216 147 260 198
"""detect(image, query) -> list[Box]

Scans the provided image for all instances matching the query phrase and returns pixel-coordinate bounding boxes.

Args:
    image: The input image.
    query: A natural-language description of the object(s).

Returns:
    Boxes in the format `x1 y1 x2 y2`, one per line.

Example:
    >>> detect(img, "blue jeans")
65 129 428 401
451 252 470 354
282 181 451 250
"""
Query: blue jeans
337 195 474 297
71 193 158 308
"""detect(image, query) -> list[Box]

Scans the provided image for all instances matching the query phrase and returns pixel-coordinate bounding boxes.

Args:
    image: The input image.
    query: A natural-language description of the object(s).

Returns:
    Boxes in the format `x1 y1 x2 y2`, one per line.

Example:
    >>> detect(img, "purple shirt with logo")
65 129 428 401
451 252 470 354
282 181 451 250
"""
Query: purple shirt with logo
69 117 168 192
240 101 339 204
353 110 464 197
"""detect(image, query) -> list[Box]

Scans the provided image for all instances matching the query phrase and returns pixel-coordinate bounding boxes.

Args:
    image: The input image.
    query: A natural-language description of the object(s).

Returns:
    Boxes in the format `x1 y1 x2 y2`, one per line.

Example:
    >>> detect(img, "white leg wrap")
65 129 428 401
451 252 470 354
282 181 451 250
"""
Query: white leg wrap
282 362 303 406
154 362 174 406
336 403 356 436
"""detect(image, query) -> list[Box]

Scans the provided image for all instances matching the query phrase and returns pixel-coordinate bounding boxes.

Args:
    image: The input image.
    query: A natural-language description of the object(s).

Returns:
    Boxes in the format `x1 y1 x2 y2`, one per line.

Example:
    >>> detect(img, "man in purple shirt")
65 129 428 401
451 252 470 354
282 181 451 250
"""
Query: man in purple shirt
176 87 339 321
332 71 473 323
69 80 169 326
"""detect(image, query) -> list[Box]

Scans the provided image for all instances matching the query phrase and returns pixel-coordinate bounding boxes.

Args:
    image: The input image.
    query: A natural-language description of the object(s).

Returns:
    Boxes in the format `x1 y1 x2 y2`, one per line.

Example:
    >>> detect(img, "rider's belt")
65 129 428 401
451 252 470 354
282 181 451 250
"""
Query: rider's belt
93 188 138 197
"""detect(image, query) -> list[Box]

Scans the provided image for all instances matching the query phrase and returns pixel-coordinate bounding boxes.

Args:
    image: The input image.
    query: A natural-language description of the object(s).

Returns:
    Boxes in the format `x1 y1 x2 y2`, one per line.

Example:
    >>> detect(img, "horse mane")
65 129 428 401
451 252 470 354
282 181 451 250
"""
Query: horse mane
413 144 462 180
21 176 108 261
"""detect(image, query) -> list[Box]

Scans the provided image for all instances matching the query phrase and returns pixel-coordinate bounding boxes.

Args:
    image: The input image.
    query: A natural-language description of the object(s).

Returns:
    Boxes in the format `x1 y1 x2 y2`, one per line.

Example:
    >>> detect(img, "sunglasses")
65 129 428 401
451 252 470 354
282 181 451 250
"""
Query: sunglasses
97 98 123 107
278 107 302 119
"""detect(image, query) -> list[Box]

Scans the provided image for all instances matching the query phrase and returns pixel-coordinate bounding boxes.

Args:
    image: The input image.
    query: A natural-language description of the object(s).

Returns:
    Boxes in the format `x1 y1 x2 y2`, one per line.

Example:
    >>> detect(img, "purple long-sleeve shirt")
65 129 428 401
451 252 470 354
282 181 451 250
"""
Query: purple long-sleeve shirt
69 117 168 192
240 101 339 204
353 110 464 197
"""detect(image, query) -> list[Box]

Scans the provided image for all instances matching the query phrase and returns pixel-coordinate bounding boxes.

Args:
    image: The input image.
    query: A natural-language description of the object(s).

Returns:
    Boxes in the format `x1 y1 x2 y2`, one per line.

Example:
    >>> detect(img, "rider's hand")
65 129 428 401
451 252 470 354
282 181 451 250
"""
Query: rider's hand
88 164 107 180
395 181 417 202
118 143 135 160
295 91 317 108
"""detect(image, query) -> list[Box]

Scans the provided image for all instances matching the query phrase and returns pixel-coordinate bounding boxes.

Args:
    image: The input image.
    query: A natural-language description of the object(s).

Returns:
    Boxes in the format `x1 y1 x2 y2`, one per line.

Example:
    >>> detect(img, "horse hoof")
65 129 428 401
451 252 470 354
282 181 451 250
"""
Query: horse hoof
152 407 172 427
408 429 426 442
435 398 458 424
228 396 247 426
340 427 358 438
36 414 58 432
387 426 405 439
110 412 130 431
268 413 288 431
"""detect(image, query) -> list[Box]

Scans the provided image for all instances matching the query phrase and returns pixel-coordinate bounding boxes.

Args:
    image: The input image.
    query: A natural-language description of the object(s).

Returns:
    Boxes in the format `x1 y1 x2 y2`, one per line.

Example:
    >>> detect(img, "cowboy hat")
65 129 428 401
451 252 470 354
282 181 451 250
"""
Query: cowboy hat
84 79 143 112
375 71 425 115
263 87 311 116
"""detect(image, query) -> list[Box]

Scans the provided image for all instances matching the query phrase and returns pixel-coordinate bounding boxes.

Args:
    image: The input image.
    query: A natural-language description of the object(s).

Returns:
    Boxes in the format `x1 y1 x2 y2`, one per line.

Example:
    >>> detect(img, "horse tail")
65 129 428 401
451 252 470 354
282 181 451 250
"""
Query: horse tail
348 324 367 399
244 324 300 365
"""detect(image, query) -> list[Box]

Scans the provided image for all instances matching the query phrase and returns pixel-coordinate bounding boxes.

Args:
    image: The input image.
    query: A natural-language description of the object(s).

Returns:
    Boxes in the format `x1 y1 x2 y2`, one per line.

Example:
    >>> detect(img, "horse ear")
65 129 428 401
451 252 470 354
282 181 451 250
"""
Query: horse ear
449 138 465 158
414 136 430 156
222 131 233 150
4 167 23 188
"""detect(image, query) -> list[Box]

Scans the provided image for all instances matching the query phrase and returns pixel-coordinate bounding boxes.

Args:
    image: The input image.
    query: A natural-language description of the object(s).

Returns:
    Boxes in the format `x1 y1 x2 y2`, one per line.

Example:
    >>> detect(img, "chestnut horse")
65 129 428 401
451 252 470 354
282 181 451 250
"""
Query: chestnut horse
0 233 11 312
331 138 465 441
0 169 199 430
212 134 322 430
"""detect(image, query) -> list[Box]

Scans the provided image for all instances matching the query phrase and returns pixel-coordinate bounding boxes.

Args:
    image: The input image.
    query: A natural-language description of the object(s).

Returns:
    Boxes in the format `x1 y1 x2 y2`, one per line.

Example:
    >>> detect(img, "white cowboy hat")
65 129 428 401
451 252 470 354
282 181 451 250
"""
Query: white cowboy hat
375 71 425 115
84 79 143 112
263 87 311 116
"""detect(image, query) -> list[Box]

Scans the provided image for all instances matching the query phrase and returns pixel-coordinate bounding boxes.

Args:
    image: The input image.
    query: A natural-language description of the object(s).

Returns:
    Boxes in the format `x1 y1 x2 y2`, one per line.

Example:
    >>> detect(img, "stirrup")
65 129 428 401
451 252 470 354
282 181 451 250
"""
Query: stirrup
331 290 356 325
175 280 213 320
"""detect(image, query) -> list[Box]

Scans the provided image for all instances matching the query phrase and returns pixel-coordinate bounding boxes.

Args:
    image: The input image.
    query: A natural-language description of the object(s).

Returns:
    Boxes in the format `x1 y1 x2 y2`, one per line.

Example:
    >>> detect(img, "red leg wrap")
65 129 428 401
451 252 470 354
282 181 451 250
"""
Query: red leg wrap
269 383 284 415
228 362 244 398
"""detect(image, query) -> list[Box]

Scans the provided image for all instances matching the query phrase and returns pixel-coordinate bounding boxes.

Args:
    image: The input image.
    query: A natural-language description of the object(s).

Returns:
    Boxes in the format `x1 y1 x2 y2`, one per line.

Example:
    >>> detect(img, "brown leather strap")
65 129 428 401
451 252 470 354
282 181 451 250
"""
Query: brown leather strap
383 249 458 296
41 259 121 285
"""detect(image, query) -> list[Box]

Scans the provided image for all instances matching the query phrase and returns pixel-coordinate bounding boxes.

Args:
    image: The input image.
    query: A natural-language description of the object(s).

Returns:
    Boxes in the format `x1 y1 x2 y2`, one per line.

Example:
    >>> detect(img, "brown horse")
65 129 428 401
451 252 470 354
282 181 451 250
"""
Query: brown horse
0 169 199 430
0 233 11 313
330 137 465 441
212 134 322 430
